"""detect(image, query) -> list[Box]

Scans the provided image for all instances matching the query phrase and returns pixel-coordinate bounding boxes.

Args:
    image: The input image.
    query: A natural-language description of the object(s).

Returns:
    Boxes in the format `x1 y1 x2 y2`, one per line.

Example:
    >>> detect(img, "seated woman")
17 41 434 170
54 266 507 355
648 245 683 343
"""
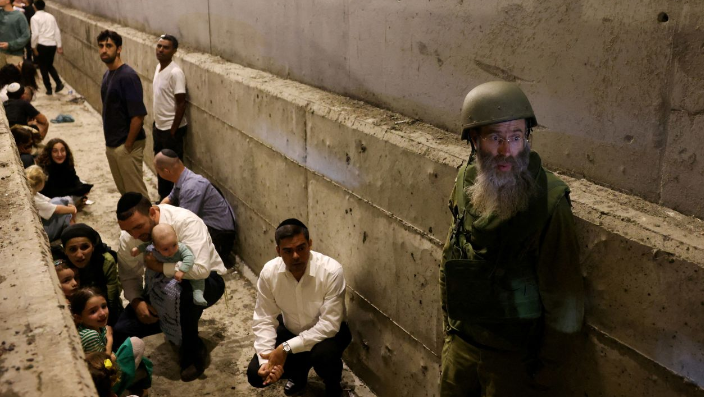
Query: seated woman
61 224 123 326
36 138 93 205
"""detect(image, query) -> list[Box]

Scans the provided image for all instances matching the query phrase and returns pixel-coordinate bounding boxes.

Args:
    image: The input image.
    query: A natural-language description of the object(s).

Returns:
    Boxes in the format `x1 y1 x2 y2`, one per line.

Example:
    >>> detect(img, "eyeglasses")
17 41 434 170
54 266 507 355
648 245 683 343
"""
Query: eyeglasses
480 134 526 150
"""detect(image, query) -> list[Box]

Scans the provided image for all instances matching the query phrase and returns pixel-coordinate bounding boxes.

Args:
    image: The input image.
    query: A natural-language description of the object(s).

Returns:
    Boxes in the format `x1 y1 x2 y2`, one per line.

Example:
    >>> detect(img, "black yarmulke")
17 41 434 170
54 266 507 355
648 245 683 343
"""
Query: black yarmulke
276 218 307 230
116 192 144 214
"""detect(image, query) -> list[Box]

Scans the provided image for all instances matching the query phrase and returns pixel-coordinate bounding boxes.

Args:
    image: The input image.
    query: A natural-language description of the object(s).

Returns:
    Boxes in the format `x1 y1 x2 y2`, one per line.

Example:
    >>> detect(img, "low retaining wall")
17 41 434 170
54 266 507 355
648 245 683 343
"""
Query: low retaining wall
48 3 704 396
0 107 96 394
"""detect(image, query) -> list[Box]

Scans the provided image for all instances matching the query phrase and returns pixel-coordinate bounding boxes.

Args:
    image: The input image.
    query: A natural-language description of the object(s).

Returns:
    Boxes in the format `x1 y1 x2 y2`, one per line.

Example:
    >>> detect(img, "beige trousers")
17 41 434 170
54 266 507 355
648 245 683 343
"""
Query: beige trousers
105 139 149 198
0 53 24 68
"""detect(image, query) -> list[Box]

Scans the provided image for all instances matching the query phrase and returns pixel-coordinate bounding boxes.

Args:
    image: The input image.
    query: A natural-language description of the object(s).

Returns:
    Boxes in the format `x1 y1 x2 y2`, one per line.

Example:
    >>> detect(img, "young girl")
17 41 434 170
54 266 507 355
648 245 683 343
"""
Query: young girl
70 288 152 396
36 138 93 205
26 165 76 241
84 352 121 397
54 258 78 301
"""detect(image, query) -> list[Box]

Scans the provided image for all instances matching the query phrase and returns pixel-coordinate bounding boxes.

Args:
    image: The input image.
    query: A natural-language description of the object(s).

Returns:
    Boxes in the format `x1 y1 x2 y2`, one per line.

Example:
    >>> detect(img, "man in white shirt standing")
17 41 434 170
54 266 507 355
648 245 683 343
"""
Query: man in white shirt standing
152 34 187 200
113 192 227 382
30 0 63 95
247 219 351 397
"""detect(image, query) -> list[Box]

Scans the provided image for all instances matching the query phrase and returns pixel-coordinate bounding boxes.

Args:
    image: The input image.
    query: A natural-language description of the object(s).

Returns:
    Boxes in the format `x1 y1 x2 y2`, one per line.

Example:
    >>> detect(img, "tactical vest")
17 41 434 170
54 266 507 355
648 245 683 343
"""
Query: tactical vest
441 156 570 328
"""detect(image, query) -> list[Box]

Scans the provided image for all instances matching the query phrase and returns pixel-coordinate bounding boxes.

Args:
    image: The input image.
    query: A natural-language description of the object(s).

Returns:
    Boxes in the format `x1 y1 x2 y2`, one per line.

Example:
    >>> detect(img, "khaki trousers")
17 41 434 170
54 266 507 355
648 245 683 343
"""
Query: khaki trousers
0 53 24 67
105 139 149 198
440 333 547 397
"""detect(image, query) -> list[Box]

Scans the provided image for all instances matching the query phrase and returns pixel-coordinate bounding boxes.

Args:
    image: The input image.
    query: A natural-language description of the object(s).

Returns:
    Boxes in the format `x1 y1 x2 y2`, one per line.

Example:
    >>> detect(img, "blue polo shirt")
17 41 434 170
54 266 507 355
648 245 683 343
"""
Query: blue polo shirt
167 168 236 231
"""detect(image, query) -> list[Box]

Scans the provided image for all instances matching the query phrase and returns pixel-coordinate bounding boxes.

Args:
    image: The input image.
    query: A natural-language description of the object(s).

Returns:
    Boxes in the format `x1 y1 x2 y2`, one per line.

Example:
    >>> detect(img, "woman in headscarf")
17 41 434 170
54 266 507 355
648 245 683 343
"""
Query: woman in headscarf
61 224 124 326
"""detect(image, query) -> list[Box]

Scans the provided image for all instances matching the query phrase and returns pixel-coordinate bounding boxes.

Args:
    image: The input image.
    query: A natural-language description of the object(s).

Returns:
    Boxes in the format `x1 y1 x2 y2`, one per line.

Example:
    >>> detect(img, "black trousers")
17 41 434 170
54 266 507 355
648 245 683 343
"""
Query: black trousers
247 321 352 390
113 271 225 369
153 123 187 200
208 226 236 269
36 44 61 92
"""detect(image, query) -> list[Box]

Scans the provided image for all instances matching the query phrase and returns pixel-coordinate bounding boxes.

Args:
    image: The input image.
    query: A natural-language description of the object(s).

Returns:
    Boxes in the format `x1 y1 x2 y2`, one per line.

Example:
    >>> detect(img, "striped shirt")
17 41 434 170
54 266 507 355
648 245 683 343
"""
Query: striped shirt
77 325 107 353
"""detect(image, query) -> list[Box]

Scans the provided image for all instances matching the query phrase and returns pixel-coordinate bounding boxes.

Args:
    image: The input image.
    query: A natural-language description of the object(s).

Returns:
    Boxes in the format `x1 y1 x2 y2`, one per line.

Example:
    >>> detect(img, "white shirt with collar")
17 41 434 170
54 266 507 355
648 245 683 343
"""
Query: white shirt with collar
117 204 227 303
30 10 62 48
253 250 346 365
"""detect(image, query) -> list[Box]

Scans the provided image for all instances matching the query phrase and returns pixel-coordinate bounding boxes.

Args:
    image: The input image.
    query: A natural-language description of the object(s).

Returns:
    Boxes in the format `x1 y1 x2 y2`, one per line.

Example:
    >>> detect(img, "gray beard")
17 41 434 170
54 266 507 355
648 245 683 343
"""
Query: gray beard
466 144 537 221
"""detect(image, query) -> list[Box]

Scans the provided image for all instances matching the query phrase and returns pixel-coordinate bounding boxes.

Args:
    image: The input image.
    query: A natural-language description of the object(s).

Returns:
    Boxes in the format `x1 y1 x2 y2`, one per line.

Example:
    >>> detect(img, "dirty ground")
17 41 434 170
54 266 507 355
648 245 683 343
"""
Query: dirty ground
31 83 375 397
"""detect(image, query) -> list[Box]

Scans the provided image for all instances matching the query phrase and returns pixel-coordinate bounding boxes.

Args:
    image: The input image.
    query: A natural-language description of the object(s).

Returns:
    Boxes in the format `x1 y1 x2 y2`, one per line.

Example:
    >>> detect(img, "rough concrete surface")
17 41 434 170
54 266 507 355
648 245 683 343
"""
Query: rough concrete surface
22 3 704 396
0 101 95 395
3 83 376 396
50 0 704 220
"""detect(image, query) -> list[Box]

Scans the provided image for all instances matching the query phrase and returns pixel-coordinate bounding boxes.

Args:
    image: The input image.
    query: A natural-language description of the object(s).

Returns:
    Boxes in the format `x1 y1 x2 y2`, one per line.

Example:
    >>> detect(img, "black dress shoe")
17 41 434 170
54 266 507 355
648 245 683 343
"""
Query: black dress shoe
284 378 307 396
55 83 65 93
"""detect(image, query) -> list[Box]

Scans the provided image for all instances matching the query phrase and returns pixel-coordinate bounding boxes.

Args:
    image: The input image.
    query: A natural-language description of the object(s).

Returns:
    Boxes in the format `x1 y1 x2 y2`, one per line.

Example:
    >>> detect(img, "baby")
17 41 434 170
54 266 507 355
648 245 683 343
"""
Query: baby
130 224 206 306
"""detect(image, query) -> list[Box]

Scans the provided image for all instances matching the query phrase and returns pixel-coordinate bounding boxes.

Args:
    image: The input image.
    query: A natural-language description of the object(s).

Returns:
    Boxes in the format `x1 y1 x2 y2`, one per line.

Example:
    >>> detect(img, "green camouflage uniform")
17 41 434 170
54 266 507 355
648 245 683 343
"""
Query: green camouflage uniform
439 151 584 397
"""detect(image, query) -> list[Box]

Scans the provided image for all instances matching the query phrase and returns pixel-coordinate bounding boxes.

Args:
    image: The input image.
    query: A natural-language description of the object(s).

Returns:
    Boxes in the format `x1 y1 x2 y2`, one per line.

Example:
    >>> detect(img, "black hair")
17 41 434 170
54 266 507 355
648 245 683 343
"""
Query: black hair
34 0 45 10
116 193 152 221
159 34 179 50
69 287 105 316
20 62 38 90
275 224 310 245
97 30 122 47
0 64 21 88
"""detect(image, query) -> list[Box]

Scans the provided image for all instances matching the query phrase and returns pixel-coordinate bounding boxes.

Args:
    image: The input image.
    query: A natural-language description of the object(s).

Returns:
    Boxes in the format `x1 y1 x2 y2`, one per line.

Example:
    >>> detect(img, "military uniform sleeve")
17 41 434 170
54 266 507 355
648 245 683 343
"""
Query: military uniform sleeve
536 195 584 363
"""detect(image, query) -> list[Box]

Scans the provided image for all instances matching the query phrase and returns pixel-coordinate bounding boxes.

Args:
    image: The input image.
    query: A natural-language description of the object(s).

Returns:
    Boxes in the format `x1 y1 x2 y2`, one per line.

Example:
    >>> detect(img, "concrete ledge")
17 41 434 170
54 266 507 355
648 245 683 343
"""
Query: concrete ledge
48 3 704 395
0 109 95 395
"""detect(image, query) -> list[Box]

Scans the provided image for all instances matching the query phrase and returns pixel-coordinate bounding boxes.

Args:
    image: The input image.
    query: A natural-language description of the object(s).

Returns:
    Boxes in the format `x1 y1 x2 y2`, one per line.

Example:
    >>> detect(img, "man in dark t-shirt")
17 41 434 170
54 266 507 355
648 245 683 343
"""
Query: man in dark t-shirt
2 82 49 139
97 29 149 198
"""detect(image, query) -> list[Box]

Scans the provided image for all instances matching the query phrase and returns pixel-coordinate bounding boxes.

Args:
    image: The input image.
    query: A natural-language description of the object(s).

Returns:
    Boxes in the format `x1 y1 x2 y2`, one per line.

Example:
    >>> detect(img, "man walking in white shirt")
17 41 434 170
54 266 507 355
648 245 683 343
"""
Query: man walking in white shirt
152 34 187 200
247 218 351 397
30 0 63 95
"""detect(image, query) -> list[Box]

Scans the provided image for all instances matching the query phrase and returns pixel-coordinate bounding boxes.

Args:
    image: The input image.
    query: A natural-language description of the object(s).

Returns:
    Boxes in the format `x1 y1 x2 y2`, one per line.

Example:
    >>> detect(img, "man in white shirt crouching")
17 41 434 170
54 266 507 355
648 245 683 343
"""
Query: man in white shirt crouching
248 218 351 397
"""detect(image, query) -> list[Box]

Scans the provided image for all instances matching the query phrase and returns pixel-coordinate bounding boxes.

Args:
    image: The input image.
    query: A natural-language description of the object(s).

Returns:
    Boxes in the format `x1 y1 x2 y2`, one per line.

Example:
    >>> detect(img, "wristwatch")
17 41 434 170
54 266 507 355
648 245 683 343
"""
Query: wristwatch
282 342 291 354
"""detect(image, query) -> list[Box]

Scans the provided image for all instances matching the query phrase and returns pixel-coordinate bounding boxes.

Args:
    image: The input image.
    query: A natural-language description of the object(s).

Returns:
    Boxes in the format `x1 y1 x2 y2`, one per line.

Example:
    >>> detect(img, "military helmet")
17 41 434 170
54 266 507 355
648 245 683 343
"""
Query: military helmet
460 81 538 141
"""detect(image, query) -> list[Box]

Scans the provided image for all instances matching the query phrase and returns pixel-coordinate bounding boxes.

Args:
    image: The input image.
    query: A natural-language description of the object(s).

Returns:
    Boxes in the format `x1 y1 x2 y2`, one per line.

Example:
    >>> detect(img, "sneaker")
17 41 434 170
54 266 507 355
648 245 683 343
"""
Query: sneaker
55 83 65 93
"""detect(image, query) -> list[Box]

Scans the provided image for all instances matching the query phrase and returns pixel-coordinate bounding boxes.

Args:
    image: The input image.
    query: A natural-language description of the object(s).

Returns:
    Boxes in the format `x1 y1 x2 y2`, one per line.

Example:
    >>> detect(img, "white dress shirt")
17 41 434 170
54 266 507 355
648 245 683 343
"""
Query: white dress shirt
117 204 227 303
253 251 346 365
30 10 62 48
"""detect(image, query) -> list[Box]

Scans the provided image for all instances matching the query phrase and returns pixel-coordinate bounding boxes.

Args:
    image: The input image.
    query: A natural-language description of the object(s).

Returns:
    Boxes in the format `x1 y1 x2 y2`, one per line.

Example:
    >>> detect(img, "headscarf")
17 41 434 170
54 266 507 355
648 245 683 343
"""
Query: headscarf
60 224 114 294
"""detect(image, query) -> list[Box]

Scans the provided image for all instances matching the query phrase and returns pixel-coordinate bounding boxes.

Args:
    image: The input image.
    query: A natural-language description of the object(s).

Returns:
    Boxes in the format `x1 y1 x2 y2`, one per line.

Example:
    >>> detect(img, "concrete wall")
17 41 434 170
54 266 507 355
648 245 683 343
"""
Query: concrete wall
50 0 704 221
48 4 704 396
0 108 96 395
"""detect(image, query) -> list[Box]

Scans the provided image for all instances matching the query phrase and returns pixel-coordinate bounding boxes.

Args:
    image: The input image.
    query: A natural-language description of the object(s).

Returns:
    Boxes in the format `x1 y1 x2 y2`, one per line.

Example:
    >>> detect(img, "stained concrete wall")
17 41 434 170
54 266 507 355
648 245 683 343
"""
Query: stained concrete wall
0 109 96 395
49 0 704 221
47 3 704 396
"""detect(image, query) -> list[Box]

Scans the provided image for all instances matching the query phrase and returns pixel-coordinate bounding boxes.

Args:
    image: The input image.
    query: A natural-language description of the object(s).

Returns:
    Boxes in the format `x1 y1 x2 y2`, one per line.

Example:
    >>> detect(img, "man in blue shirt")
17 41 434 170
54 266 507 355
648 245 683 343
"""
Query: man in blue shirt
155 149 237 268
98 29 149 198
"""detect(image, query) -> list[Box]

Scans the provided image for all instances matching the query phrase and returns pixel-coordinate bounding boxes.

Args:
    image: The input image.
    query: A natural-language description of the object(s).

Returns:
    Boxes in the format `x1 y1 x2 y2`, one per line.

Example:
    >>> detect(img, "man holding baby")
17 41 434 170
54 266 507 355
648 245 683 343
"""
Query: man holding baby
113 192 227 382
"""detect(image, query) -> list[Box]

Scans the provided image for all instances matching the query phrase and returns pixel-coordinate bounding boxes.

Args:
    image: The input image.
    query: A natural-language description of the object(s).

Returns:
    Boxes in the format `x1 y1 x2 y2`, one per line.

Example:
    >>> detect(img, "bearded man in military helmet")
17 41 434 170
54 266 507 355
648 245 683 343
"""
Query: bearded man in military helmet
439 81 584 396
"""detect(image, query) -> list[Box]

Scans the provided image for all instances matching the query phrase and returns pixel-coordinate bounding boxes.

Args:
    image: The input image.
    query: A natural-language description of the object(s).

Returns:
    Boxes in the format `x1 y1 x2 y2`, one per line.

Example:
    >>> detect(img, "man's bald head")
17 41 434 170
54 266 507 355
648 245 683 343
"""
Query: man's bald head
154 149 184 182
